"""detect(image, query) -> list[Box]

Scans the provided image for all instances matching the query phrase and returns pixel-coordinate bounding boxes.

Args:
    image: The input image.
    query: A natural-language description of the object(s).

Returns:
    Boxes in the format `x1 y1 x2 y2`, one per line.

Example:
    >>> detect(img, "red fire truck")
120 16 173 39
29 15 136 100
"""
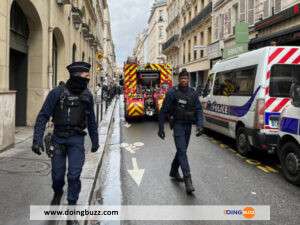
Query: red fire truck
123 58 172 121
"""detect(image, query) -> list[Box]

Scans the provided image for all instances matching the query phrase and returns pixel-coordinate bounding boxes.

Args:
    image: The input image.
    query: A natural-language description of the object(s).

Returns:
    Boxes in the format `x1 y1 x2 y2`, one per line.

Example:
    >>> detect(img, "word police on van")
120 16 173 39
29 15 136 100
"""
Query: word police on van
200 47 300 158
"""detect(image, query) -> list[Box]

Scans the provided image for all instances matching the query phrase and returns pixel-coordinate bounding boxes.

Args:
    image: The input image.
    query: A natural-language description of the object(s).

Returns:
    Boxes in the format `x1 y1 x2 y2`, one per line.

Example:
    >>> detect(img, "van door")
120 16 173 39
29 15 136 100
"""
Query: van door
203 71 231 136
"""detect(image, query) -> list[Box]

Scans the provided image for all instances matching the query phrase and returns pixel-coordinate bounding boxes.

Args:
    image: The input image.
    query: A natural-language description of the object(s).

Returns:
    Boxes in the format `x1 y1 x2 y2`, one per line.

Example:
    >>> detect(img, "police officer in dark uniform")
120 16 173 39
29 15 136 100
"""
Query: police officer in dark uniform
32 62 99 225
158 69 203 194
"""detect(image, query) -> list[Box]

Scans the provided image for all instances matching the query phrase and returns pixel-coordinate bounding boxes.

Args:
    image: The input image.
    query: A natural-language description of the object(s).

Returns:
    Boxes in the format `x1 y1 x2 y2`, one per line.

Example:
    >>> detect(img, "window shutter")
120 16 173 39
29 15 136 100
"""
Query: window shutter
240 0 246 22
274 0 281 13
248 0 254 25
263 0 270 18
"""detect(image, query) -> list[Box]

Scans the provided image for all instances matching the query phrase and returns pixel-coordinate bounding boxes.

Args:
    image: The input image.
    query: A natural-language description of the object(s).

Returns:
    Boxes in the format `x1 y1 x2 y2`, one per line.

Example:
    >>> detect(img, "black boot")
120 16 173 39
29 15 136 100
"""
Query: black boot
50 191 63 205
184 175 195 194
169 169 184 182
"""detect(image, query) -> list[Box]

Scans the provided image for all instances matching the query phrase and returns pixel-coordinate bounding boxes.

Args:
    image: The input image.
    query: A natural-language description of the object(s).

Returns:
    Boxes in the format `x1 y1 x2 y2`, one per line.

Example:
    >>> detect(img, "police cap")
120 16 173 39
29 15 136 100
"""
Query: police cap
66 61 91 75
179 68 189 78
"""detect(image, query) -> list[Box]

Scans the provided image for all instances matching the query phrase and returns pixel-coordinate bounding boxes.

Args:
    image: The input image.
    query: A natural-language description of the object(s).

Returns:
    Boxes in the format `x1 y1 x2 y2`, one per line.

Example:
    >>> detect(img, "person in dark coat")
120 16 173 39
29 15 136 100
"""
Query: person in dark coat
32 62 99 225
158 69 204 194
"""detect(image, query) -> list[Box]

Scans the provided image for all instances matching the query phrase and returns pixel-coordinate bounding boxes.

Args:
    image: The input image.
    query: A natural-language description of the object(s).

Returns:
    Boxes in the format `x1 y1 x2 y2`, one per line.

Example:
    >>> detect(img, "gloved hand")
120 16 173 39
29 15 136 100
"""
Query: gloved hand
32 143 44 155
196 127 204 137
158 129 165 140
91 145 99 153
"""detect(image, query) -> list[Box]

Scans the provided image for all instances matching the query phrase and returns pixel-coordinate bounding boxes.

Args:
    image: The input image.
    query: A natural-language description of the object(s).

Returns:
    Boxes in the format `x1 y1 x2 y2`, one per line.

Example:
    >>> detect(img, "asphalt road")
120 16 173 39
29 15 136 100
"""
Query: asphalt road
92 101 300 225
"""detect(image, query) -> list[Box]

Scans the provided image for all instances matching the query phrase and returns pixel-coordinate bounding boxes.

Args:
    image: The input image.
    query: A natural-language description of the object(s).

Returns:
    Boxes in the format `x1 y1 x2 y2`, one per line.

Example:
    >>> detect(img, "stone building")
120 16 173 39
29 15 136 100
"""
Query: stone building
132 30 147 65
179 0 212 88
0 0 115 151
250 0 300 49
147 0 168 64
162 0 183 79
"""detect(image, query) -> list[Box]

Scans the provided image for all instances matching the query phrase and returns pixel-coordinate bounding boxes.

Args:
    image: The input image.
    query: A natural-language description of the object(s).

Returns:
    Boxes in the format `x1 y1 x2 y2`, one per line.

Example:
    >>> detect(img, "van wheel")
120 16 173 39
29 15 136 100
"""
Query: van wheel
236 127 252 156
280 142 300 185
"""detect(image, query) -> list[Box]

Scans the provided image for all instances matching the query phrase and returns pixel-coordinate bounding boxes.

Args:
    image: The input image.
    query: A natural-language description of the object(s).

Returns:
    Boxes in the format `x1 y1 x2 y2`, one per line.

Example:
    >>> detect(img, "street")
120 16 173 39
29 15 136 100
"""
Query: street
90 100 300 225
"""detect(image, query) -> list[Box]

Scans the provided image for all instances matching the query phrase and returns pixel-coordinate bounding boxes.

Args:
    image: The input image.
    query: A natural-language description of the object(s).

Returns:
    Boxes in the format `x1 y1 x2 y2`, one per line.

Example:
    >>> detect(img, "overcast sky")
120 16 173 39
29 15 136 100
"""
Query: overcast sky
108 0 154 67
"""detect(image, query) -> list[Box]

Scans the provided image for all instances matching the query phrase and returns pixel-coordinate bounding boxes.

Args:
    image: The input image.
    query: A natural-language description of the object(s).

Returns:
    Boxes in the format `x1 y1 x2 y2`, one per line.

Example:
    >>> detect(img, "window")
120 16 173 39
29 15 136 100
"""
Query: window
240 0 246 22
248 0 254 25
213 66 257 96
194 5 198 16
194 50 197 60
200 32 204 45
263 0 270 18
189 11 192 21
159 26 163 38
72 44 77 62
208 27 212 44
200 50 204 58
270 65 300 97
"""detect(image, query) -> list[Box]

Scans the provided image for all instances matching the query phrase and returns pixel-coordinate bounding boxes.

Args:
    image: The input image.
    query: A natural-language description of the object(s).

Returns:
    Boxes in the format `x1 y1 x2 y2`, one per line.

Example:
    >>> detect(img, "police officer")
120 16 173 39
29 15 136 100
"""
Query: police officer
158 69 203 194
32 62 99 225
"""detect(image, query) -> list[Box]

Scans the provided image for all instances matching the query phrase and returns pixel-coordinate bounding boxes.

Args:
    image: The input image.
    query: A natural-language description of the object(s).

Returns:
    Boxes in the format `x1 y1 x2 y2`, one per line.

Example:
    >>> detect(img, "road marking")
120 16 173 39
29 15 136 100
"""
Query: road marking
246 159 260 165
264 165 278 173
236 153 246 159
251 191 257 195
128 158 145 186
219 144 227 149
228 148 236 153
257 165 270 173
120 142 145 154
123 122 131 128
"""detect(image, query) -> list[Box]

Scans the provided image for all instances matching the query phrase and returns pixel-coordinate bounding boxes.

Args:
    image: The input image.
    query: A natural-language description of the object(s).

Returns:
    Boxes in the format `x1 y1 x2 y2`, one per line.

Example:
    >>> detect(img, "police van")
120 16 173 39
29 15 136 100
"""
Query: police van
200 46 300 156
278 77 300 185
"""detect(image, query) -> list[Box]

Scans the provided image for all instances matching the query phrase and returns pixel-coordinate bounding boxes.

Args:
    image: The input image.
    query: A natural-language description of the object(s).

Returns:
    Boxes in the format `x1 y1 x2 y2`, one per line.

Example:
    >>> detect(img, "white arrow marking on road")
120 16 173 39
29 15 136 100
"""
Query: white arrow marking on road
128 158 144 186
123 123 131 128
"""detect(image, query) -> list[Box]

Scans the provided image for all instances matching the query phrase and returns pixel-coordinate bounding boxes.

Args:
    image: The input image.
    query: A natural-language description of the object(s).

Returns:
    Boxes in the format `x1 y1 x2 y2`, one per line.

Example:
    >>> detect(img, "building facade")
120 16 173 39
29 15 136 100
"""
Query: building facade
179 0 212 88
250 0 300 49
0 0 115 151
147 0 168 64
163 0 183 79
133 30 147 65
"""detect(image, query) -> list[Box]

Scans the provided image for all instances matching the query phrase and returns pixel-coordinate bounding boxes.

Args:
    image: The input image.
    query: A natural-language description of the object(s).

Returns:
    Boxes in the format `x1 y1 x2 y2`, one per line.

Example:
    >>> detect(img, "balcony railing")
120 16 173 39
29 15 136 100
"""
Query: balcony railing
162 34 179 52
181 2 212 36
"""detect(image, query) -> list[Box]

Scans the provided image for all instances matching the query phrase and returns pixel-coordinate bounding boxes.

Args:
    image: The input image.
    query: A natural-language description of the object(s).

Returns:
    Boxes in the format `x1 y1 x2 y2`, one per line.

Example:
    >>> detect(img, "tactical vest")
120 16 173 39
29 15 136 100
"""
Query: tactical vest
52 86 90 131
173 86 196 123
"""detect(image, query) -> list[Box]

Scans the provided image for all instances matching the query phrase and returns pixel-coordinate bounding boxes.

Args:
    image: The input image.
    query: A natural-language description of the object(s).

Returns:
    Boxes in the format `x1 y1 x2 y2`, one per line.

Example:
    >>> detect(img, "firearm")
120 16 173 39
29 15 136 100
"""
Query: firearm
44 132 54 158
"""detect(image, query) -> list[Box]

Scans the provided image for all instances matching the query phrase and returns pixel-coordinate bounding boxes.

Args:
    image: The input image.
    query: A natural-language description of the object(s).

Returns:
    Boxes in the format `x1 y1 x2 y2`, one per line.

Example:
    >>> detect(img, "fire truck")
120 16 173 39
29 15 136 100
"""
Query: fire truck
123 58 172 121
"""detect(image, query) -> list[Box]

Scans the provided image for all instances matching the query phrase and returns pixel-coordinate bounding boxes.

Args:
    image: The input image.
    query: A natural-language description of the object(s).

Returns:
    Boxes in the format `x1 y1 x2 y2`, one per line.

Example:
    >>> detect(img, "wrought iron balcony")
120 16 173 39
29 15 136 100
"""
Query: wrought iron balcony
181 2 212 36
71 6 82 28
81 23 90 37
162 34 179 52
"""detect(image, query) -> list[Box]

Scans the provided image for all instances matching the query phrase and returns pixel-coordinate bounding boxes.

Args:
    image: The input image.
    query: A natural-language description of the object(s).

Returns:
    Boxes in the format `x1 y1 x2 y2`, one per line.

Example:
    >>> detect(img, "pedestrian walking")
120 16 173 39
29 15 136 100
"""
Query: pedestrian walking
158 69 204 194
32 61 99 225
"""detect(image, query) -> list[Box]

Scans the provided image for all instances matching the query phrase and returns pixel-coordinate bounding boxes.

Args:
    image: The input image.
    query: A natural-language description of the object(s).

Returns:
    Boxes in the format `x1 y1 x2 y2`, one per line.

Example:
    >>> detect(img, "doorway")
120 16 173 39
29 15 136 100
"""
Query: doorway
9 49 28 126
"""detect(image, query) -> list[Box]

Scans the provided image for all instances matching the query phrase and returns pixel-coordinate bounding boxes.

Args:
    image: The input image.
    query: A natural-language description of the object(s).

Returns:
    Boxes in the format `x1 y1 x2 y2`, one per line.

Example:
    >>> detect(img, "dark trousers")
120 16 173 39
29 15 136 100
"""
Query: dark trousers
171 123 192 177
51 134 85 204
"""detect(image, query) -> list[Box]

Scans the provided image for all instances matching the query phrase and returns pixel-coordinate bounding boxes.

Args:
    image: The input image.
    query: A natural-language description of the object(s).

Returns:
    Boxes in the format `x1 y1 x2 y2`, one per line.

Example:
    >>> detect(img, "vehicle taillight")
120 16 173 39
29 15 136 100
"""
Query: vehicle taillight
255 99 265 129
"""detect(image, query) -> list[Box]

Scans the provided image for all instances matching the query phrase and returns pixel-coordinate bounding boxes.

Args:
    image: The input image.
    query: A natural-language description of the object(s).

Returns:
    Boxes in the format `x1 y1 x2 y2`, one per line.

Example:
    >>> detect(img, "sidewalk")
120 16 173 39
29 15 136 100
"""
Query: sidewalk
0 99 117 225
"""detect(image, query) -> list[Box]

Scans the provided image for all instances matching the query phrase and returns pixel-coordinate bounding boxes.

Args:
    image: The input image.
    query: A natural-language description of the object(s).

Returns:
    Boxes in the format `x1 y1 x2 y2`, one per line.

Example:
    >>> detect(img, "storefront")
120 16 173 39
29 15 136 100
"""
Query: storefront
250 3 300 49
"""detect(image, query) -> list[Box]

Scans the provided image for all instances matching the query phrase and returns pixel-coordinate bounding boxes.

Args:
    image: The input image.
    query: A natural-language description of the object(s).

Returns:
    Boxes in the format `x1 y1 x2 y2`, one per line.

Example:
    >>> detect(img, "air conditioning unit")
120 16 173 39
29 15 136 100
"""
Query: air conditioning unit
56 0 71 6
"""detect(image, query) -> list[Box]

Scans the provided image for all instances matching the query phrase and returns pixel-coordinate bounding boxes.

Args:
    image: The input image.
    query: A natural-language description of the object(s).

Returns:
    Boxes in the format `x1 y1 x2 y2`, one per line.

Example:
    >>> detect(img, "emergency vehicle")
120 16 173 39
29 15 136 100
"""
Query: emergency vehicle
278 73 300 185
123 58 172 121
200 46 300 156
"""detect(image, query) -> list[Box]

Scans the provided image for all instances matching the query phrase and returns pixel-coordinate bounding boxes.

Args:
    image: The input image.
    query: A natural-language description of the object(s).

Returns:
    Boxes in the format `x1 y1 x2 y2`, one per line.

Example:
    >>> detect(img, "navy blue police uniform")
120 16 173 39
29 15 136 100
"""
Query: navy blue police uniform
158 84 203 193
32 62 99 206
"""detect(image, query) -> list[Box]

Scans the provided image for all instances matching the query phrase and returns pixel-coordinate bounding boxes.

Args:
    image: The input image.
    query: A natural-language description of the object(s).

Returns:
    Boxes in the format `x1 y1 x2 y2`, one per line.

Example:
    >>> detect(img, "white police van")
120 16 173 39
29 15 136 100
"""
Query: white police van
201 46 300 156
278 77 300 185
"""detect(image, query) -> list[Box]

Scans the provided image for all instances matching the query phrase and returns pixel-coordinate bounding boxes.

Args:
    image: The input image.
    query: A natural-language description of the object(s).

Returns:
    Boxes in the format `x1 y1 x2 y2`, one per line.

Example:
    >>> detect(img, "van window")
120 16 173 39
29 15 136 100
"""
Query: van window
213 66 256 96
270 65 300 97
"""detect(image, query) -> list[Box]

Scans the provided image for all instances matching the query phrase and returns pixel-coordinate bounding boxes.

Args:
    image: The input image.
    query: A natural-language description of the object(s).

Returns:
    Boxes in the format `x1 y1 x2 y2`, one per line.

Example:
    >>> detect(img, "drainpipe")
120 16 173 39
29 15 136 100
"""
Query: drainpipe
48 0 53 90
